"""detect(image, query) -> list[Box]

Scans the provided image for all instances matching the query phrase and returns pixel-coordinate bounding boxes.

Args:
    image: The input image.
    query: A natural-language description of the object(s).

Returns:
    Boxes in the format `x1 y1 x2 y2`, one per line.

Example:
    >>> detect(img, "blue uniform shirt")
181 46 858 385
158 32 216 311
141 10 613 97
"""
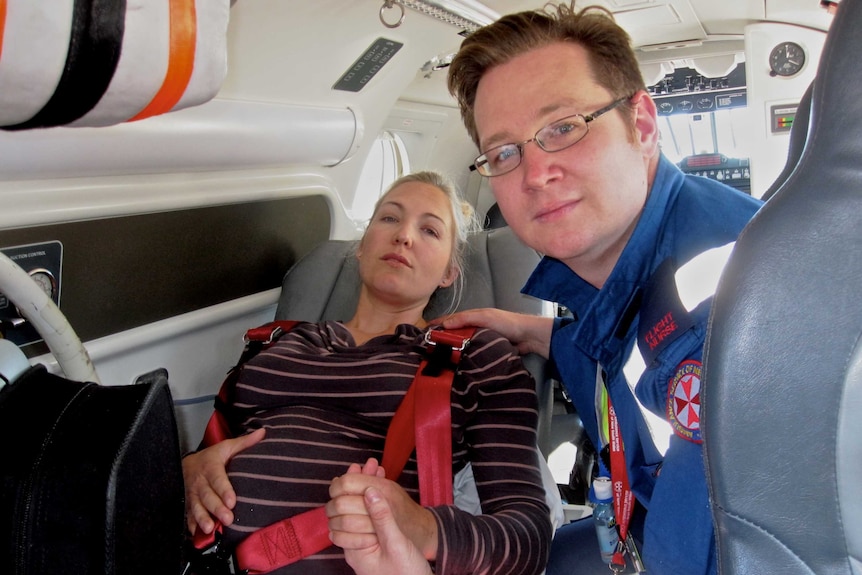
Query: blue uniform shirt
523 155 762 575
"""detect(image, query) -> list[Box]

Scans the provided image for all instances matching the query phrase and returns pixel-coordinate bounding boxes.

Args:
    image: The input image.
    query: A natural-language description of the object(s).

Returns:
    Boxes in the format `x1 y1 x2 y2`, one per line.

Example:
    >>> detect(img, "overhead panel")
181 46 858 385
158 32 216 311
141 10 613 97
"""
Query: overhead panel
613 1 707 48
649 64 747 116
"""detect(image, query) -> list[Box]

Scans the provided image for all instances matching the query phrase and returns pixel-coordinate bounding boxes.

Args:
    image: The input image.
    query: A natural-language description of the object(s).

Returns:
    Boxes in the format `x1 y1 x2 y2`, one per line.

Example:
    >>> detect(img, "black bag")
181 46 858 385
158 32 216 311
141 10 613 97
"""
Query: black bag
0 365 185 575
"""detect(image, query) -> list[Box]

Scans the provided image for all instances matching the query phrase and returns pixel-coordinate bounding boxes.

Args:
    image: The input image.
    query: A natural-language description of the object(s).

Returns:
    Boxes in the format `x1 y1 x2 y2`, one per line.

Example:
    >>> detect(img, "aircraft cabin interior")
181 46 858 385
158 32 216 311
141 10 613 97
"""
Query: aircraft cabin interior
0 1 858 574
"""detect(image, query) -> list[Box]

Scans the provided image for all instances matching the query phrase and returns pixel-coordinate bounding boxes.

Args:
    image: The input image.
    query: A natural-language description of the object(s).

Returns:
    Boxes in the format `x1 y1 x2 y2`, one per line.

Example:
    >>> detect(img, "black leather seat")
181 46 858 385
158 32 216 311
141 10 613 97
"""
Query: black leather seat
702 1 862 572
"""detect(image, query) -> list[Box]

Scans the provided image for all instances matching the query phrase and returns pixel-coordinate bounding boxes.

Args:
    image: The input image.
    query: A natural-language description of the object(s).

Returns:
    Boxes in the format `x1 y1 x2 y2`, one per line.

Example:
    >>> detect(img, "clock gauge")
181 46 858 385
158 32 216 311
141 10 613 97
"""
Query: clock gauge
29 269 57 300
12 269 58 321
769 42 805 77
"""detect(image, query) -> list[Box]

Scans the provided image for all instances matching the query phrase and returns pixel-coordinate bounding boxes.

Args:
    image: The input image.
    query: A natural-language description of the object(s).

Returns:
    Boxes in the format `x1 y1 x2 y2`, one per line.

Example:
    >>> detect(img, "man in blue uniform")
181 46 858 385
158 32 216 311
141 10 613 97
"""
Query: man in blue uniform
442 4 762 574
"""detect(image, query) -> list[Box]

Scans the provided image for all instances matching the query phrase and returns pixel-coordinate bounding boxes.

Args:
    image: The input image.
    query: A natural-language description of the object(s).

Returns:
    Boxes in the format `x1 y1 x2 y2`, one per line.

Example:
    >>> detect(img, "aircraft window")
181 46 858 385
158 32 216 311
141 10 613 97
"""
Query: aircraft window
351 131 411 223
658 108 752 194
658 108 750 165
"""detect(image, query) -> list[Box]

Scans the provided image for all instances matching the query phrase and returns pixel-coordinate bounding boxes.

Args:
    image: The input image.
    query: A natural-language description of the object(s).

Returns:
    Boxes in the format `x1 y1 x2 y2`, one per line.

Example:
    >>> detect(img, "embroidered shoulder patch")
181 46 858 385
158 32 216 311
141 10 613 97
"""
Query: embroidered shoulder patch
666 359 702 443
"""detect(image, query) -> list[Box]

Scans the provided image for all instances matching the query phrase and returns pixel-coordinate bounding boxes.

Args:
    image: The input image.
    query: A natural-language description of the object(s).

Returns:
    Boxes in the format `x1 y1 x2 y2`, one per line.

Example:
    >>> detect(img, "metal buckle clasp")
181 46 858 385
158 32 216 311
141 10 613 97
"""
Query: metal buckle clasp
423 328 470 351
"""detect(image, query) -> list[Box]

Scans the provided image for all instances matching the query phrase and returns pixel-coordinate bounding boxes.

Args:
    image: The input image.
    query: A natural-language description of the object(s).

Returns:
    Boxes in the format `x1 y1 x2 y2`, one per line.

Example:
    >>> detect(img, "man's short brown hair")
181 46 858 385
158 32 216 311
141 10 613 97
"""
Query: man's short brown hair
447 3 646 148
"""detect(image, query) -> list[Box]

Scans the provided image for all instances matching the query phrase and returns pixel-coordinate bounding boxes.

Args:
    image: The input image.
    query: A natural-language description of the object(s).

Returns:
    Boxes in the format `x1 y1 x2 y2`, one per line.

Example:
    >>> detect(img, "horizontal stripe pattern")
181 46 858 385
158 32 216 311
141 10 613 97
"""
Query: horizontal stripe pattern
167 0 229 113
0 0 74 126
4 0 126 130
219 321 551 575
0 0 6 66
128 0 196 122
69 0 170 127
1 0 228 129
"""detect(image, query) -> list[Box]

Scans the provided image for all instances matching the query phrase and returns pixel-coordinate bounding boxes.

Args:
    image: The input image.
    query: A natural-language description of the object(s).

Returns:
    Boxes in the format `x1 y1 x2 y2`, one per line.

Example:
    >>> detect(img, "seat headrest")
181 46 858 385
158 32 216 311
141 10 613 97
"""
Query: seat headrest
275 226 545 322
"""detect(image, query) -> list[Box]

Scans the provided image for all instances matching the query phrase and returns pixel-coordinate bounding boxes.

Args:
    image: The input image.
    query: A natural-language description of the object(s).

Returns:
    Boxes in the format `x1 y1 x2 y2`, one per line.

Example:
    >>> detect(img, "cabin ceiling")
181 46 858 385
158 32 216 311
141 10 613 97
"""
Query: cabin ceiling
410 0 831 86
453 0 758 47
473 0 826 47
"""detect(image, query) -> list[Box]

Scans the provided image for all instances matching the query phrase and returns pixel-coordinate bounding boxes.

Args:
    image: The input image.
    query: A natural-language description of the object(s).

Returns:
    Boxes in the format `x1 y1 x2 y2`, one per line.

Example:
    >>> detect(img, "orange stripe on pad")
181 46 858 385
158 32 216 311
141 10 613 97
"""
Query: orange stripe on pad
0 0 7 64
129 0 196 121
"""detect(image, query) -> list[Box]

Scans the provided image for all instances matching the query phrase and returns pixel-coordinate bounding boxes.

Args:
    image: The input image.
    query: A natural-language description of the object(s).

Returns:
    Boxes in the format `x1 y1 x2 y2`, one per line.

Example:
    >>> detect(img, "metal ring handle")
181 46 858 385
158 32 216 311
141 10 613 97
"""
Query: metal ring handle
380 1 405 28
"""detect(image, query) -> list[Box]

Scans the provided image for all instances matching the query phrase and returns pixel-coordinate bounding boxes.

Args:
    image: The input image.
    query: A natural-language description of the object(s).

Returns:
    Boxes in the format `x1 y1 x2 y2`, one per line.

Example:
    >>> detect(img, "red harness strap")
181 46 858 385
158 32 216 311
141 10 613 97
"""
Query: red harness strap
193 322 475 574
200 321 299 447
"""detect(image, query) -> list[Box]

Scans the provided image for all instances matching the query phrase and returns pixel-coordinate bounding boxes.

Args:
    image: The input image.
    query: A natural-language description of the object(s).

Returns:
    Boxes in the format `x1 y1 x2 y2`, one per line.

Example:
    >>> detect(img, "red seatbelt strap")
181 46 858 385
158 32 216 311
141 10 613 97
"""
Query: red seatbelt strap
382 327 473 506
233 506 331 575
607 397 635 571
193 323 474 574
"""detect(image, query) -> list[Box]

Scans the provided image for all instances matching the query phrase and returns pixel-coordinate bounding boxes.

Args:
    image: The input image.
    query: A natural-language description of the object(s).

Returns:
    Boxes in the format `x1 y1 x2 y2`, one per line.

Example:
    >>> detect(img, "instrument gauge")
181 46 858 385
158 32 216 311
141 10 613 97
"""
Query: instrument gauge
29 269 57 301
12 269 57 321
769 42 805 77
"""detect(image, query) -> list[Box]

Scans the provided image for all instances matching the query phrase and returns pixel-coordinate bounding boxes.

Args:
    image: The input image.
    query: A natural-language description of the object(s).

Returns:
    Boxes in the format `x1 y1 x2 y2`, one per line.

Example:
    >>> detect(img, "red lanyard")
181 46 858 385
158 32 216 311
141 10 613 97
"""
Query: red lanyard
607 397 635 570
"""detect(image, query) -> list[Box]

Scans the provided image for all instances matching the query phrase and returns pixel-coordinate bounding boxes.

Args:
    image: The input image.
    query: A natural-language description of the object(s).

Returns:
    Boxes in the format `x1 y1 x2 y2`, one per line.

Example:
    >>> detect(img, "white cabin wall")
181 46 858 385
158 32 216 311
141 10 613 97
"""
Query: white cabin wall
220 1 477 223
0 1 483 451
744 23 827 198
0 1 474 235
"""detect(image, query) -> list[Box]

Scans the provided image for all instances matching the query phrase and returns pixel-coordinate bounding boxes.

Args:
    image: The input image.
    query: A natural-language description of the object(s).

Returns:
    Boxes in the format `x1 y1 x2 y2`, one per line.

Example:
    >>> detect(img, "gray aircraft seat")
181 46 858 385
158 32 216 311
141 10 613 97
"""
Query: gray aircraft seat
273 225 555 455
702 1 862 573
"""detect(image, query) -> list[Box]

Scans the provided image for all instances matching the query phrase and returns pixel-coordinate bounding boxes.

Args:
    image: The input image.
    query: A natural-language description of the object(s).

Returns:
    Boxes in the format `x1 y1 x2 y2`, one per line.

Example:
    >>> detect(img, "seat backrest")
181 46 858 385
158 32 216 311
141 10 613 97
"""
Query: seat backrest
275 226 555 453
702 2 862 573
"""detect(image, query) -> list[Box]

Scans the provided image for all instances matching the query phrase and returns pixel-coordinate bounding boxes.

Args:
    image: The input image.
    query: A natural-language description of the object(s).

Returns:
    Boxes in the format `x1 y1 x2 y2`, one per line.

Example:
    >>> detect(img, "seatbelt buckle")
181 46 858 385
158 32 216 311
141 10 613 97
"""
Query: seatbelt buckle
243 324 284 345
184 528 233 575
424 328 470 351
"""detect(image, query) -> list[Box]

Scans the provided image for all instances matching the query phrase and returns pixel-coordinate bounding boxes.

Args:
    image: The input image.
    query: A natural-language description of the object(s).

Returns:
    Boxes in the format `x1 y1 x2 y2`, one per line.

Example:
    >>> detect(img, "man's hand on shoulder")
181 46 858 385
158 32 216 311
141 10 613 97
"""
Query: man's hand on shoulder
434 308 553 358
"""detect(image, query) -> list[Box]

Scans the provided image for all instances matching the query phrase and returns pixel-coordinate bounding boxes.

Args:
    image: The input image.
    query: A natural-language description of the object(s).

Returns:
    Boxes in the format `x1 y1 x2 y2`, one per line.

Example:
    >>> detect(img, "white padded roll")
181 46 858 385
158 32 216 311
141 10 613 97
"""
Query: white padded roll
1 0 229 129
69 0 170 127
72 0 230 127
0 1 74 125
173 0 231 112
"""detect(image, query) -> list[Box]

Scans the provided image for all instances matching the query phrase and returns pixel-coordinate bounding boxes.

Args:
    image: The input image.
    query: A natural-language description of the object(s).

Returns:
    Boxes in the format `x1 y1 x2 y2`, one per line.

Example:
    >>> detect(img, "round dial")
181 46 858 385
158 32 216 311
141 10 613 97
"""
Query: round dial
29 269 56 300
696 97 714 110
769 42 805 77
13 269 57 320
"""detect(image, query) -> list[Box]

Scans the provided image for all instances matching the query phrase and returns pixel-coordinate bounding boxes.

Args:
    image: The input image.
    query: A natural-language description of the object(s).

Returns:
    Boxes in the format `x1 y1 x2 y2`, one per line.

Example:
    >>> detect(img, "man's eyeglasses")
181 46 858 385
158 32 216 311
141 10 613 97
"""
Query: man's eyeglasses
470 96 631 177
